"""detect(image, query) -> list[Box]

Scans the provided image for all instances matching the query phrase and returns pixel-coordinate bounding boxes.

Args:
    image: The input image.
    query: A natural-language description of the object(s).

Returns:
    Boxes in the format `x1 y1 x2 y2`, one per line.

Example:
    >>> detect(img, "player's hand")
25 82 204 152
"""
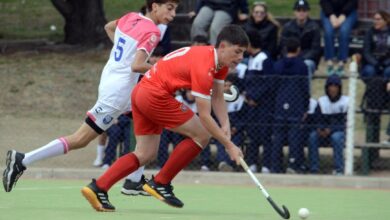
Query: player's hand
226 144 243 165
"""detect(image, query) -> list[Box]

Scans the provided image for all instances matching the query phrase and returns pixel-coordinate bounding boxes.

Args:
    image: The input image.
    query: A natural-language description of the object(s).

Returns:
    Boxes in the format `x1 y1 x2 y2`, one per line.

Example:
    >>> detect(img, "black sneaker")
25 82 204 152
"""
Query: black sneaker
81 179 115 212
143 177 184 208
121 175 150 196
3 150 26 192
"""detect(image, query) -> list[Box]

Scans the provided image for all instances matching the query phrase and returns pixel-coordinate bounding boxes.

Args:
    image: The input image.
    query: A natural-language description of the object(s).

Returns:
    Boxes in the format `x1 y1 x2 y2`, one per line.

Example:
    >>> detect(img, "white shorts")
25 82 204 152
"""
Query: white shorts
86 101 127 131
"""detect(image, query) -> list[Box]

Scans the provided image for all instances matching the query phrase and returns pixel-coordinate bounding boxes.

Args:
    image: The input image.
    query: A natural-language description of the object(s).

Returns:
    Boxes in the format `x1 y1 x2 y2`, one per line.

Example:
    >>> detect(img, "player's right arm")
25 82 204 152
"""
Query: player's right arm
104 20 117 42
131 50 152 74
195 97 243 164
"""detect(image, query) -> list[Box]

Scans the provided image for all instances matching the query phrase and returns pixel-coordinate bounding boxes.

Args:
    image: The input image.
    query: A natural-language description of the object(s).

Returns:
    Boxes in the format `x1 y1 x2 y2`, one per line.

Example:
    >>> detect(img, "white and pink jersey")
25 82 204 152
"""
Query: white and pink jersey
98 12 160 111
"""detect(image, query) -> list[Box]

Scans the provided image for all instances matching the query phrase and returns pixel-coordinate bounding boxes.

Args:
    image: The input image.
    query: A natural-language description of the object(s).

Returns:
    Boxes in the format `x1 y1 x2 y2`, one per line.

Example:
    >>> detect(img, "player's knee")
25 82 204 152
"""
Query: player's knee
194 132 211 148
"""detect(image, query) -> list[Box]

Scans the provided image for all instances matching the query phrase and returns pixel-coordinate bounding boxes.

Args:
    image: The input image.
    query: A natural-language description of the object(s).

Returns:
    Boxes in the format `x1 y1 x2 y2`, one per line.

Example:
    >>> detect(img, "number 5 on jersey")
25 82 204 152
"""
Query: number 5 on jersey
114 37 126 61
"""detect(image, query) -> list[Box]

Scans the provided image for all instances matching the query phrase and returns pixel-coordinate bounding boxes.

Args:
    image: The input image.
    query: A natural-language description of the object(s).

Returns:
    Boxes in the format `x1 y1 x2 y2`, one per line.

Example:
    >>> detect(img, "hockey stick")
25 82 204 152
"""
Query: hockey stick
239 157 290 219
223 85 239 102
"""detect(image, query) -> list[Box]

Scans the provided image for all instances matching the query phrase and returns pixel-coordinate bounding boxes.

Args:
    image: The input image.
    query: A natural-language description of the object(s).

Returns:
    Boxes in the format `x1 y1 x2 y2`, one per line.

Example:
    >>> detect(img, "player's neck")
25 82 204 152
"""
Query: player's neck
145 12 159 25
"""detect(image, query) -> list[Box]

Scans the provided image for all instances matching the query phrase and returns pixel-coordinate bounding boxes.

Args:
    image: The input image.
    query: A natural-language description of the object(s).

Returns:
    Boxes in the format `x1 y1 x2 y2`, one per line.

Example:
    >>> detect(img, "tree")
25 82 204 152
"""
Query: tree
51 0 109 46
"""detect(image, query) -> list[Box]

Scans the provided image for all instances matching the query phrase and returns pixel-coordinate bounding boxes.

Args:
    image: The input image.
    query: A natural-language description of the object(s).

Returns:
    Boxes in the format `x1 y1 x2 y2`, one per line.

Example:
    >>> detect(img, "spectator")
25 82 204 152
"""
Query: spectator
308 74 349 175
190 0 249 45
243 1 280 59
243 30 275 173
320 0 358 75
361 10 390 81
271 37 310 173
280 0 321 77
360 10 390 164
101 115 132 169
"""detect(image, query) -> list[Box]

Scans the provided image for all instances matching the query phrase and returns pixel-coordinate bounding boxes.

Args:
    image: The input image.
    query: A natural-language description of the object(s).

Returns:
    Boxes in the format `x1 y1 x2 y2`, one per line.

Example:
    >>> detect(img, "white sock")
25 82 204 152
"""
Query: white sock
22 138 69 166
96 144 105 159
125 166 145 182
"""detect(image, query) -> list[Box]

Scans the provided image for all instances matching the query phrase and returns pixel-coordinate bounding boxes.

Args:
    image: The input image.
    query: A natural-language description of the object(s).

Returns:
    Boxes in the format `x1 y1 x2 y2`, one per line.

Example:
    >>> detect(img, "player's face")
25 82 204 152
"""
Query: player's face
153 2 178 24
219 42 246 69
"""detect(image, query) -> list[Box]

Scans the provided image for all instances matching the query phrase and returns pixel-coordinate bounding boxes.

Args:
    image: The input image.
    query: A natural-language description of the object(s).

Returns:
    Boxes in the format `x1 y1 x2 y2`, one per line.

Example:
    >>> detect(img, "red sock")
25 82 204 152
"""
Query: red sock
155 138 202 185
96 153 140 192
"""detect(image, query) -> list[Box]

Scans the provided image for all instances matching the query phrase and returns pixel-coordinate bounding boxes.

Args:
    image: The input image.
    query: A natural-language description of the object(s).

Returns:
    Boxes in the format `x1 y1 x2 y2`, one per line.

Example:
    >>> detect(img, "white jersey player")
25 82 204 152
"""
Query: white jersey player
3 0 179 193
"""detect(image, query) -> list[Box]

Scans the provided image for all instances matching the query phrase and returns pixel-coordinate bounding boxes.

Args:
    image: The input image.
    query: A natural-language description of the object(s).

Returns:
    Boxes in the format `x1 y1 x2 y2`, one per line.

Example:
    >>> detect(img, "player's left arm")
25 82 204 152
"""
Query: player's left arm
104 20 117 43
211 80 231 139
131 50 152 74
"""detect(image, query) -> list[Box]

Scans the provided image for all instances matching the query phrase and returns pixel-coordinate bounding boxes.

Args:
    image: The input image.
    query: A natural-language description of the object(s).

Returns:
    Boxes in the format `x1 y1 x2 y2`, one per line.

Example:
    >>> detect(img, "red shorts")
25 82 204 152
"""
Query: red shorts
131 84 194 135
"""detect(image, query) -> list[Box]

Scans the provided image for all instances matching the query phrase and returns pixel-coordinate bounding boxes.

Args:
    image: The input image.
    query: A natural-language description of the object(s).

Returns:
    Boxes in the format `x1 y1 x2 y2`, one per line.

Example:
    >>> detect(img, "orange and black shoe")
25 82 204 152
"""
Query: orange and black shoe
81 179 115 212
143 177 184 208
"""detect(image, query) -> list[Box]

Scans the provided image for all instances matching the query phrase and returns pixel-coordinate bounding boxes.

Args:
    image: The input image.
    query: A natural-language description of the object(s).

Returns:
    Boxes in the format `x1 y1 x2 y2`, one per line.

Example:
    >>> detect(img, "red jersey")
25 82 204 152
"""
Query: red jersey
140 46 229 100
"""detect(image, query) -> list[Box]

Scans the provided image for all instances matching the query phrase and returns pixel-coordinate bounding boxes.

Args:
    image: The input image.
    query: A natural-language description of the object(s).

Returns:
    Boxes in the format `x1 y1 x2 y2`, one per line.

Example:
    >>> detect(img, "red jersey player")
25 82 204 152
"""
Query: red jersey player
82 25 249 211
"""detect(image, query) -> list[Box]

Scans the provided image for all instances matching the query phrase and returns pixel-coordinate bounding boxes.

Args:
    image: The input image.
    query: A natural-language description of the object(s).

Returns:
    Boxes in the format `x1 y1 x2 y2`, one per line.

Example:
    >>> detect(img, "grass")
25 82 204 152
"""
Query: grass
0 0 320 41
1 179 389 220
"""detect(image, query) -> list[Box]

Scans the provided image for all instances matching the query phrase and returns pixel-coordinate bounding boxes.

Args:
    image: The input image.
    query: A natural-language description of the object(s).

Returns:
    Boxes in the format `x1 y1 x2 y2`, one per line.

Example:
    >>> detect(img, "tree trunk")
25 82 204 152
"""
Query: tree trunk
51 0 109 46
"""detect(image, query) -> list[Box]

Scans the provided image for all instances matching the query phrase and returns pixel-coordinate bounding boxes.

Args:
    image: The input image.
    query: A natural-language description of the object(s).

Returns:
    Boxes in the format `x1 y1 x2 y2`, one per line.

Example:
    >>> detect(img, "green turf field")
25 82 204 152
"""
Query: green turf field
1 179 389 220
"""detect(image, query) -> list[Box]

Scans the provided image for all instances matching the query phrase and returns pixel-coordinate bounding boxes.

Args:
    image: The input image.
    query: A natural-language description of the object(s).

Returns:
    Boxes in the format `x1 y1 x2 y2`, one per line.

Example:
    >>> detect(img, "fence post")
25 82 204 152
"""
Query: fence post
345 56 358 175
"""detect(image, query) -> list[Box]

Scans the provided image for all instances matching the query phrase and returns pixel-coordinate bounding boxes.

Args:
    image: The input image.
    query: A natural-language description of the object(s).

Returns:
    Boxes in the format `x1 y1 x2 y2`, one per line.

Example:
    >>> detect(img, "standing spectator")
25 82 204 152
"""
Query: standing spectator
243 30 275 173
243 1 280 59
308 74 348 175
271 37 310 173
191 0 249 45
361 10 390 81
320 0 358 75
280 0 321 77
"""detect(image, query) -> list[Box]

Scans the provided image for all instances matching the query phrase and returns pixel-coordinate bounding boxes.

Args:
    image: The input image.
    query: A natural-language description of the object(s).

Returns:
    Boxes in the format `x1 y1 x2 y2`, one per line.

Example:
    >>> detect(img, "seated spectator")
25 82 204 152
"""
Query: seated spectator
190 0 249 45
320 0 358 75
271 37 310 173
243 1 280 59
242 30 274 173
308 74 349 175
280 0 321 77
361 10 390 82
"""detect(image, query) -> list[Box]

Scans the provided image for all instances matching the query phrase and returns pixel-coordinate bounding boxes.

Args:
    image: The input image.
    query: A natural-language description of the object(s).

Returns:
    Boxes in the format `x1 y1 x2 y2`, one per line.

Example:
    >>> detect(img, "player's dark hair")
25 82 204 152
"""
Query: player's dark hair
215 25 249 48
246 30 262 49
146 0 180 11
285 37 301 53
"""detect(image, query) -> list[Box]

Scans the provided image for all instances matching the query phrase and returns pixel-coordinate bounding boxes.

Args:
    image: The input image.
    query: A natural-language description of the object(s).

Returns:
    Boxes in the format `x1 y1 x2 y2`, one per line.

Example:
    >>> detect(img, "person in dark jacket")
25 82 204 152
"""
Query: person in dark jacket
362 10 390 81
280 0 321 77
308 74 349 175
271 37 310 173
190 0 249 45
243 30 275 173
320 0 358 75
243 1 280 59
